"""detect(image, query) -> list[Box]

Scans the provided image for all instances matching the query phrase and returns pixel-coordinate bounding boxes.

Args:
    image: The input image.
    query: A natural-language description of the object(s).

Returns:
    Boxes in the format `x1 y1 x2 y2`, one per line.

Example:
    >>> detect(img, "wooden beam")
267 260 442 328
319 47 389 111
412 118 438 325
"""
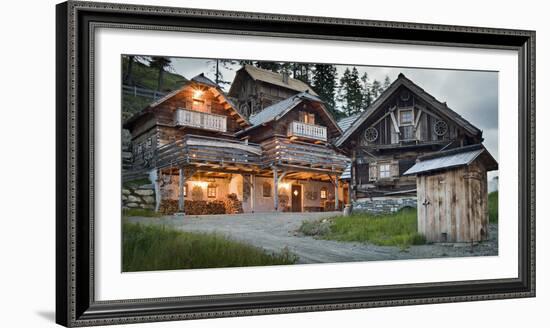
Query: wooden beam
273 167 279 211
390 111 400 134
334 177 339 210
250 174 256 213
414 109 423 127
177 167 185 214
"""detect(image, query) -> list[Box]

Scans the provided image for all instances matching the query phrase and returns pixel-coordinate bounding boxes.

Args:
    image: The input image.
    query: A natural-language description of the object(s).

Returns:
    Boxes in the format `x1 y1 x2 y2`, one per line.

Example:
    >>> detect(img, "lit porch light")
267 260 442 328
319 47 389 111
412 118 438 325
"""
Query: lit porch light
193 89 204 98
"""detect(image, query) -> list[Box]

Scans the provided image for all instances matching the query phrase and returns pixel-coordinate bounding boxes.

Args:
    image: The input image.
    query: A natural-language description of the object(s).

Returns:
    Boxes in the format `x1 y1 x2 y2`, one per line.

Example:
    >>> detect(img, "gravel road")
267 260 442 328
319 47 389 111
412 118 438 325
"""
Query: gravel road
126 212 498 264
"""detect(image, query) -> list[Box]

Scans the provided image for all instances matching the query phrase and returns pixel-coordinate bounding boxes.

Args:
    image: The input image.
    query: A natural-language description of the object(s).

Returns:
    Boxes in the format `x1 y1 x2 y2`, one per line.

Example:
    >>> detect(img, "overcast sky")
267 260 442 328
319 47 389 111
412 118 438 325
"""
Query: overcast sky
169 57 498 178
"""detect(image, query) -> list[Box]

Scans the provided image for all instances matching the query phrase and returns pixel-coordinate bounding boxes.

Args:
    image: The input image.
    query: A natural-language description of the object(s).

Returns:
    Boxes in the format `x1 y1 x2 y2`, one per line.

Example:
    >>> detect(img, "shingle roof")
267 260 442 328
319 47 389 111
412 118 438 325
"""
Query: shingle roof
335 73 482 147
243 65 318 96
337 113 361 132
403 144 498 175
190 73 218 88
249 92 324 126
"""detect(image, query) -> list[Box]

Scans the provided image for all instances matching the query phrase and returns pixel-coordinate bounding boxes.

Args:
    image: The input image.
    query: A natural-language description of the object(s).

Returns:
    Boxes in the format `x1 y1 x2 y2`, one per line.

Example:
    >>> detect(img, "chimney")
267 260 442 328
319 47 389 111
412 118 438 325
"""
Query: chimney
282 71 289 84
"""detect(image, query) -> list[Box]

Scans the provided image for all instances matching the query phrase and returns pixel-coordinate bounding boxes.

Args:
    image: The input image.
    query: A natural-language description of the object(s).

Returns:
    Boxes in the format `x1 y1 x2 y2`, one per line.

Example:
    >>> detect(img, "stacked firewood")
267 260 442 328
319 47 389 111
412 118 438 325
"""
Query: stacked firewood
224 193 244 214
186 200 226 215
159 199 178 215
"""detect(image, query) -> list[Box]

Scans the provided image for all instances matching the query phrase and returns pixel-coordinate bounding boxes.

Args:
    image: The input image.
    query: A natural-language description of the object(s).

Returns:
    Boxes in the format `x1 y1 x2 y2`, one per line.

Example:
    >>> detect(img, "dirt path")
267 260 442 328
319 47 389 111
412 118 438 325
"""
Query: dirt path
126 212 498 264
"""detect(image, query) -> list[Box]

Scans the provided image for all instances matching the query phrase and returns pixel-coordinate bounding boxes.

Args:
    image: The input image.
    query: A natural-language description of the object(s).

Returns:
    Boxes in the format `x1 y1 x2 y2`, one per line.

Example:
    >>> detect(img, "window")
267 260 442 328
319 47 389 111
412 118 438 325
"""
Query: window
183 184 188 197
399 109 414 126
262 182 272 197
320 187 328 200
192 99 205 112
299 111 315 124
207 184 217 198
379 164 392 178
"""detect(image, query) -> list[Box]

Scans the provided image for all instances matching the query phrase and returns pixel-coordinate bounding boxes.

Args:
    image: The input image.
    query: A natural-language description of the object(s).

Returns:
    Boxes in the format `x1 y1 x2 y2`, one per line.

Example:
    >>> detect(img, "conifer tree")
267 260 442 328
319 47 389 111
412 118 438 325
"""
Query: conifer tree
312 64 337 114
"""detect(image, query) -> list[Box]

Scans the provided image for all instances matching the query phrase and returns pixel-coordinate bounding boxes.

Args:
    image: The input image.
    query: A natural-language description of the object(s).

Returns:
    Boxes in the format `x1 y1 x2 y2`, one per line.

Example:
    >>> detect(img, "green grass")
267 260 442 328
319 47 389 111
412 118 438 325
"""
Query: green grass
122 56 187 92
123 208 162 218
123 222 298 271
123 178 151 189
300 208 425 248
488 191 499 223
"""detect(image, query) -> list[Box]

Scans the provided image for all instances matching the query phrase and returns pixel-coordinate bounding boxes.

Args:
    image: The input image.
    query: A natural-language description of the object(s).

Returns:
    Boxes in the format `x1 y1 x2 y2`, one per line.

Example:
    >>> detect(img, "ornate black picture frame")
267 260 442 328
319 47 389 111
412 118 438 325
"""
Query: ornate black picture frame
56 1 535 326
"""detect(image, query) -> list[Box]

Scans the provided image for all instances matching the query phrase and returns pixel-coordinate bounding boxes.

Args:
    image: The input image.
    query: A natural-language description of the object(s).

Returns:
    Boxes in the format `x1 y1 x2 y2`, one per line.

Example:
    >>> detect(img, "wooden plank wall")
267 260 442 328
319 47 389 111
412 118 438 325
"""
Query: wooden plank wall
416 160 489 243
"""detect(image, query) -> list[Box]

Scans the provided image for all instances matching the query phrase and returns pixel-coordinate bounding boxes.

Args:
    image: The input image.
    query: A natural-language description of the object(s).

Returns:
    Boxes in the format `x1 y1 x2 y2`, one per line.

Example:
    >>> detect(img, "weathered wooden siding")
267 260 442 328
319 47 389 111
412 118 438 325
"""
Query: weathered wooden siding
416 160 489 243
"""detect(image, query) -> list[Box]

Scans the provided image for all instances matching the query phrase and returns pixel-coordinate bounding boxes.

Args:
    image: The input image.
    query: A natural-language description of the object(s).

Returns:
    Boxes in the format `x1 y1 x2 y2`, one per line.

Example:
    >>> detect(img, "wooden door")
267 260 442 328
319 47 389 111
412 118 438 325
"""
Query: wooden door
291 185 302 212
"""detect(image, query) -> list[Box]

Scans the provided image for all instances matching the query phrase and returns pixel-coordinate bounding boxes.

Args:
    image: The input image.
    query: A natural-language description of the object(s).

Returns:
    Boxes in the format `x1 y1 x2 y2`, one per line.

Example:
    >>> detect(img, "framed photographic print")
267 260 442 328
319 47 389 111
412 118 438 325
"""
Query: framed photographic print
56 0 535 326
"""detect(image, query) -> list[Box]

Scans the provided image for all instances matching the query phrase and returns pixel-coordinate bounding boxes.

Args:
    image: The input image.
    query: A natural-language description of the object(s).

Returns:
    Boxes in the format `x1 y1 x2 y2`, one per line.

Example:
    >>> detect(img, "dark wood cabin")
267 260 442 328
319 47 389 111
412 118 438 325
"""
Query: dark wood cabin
228 64 318 118
336 73 483 199
123 71 349 215
403 145 498 242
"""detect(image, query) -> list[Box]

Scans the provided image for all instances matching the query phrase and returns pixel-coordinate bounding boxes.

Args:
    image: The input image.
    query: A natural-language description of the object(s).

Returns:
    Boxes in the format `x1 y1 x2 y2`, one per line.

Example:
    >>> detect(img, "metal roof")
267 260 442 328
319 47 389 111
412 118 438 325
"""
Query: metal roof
242 65 318 95
403 148 485 175
340 163 351 180
337 113 361 132
249 92 324 126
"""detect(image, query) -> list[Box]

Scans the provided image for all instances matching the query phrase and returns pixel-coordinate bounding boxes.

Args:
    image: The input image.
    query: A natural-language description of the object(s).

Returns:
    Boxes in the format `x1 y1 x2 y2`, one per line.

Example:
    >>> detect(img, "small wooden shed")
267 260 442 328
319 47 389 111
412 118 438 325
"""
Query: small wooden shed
404 145 498 243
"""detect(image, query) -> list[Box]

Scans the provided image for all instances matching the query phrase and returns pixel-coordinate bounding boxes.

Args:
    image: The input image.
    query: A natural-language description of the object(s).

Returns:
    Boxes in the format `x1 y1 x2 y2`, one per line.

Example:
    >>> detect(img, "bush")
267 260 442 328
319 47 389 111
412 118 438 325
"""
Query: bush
123 222 298 271
488 191 498 223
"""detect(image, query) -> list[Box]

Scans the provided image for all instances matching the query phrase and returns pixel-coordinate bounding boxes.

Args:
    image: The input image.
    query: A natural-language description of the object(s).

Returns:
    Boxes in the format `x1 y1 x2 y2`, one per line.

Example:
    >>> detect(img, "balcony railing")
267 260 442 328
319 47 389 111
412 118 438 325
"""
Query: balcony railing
175 108 227 132
288 121 327 141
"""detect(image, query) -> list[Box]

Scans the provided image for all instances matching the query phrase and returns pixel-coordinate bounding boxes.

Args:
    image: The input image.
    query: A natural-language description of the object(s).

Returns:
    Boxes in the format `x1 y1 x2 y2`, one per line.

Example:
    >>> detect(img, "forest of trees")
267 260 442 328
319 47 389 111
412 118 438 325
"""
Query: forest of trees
123 56 393 120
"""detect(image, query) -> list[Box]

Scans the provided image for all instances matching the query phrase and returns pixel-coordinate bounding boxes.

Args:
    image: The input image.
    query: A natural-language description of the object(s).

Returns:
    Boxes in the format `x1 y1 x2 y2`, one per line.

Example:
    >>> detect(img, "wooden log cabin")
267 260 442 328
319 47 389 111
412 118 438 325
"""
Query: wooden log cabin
123 71 349 214
403 144 498 242
336 73 485 205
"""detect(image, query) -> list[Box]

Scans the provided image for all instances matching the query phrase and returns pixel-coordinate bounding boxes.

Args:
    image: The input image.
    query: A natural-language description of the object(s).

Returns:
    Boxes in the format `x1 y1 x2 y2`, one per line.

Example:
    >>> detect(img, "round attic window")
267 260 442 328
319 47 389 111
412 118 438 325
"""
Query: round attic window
434 120 449 136
363 127 379 143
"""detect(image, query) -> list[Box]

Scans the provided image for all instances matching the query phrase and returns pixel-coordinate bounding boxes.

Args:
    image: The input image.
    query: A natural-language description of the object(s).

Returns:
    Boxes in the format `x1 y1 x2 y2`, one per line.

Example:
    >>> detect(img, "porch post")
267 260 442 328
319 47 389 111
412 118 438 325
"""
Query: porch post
273 167 279 211
334 176 339 210
250 174 256 213
347 181 352 204
177 166 185 214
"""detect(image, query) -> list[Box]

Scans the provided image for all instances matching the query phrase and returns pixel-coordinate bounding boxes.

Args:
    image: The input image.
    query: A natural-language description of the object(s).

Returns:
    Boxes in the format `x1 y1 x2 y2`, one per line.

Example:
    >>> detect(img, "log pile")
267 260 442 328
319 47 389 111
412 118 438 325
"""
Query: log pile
159 199 226 215
224 193 243 214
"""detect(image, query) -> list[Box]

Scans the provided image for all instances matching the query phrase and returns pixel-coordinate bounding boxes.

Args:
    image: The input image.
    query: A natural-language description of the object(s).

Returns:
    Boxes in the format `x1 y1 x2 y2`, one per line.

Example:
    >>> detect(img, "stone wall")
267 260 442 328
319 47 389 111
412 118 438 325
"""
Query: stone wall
122 183 156 210
353 196 417 214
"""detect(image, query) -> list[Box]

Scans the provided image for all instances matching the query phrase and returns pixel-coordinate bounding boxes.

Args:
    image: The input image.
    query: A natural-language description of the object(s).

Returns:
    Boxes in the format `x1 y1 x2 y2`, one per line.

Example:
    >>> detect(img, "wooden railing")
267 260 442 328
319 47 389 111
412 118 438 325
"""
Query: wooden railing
155 134 261 169
262 137 349 172
287 121 327 141
175 108 227 132
122 85 166 100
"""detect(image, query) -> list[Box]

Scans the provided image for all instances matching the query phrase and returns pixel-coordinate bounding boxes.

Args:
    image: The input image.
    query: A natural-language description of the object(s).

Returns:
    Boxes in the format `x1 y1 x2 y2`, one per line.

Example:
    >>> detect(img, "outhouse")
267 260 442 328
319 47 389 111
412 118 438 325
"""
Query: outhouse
403 144 498 243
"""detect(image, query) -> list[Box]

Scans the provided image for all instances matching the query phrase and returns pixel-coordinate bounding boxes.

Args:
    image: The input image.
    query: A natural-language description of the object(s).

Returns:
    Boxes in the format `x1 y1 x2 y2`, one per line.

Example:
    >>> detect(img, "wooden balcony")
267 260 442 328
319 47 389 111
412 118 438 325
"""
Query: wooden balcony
262 137 349 173
287 121 327 141
154 134 262 171
175 108 227 132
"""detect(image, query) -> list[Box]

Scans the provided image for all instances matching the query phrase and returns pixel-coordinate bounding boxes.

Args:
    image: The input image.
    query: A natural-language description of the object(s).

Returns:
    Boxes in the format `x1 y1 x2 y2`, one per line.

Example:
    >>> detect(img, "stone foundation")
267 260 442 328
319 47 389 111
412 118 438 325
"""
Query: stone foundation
122 183 156 210
353 196 417 214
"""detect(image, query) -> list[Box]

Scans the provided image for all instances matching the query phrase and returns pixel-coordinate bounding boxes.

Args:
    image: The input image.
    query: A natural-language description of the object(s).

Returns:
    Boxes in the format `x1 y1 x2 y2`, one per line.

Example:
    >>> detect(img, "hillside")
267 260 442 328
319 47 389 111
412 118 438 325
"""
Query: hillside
122 56 188 121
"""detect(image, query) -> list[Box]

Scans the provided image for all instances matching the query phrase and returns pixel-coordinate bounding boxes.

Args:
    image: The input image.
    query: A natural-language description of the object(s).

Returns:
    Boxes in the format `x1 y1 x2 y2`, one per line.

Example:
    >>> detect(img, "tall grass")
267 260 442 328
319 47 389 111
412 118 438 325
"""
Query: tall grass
122 208 162 218
300 208 425 248
123 222 297 272
488 191 498 223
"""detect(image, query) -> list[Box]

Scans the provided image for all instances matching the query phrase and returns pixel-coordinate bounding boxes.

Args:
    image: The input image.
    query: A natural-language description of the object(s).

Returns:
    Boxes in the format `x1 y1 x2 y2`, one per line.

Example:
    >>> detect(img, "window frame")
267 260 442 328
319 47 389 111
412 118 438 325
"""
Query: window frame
378 163 392 179
398 108 414 126
207 184 217 198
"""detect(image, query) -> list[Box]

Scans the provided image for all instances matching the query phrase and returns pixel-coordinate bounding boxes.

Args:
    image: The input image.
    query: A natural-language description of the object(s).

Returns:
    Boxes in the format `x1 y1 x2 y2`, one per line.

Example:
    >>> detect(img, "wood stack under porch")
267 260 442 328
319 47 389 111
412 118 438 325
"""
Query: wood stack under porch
156 166 349 214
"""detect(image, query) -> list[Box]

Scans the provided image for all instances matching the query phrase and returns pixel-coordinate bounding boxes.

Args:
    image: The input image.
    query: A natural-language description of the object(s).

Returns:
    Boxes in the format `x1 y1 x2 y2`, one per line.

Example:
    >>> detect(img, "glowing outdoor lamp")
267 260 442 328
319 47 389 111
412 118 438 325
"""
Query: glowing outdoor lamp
193 89 204 98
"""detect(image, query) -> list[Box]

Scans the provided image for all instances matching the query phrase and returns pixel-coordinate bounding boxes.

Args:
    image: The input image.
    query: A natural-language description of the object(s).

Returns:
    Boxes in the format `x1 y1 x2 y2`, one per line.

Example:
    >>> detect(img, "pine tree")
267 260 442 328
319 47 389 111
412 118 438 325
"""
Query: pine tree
209 59 237 87
312 64 337 114
338 67 363 116
148 56 173 91
383 75 392 90
370 79 383 100
291 63 313 84
360 72 372 108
